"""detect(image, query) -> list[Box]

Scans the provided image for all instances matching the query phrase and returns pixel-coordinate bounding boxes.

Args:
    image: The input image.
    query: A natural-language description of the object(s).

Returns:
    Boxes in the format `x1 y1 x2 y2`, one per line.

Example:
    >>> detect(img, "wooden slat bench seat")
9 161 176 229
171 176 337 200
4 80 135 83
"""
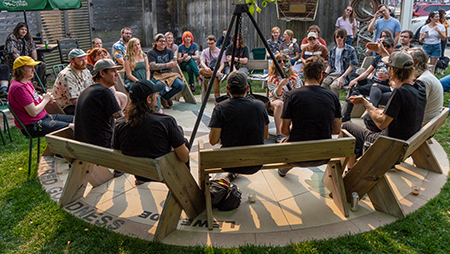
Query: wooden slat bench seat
198 131 356 230
45 127 205 242
343 107 449 218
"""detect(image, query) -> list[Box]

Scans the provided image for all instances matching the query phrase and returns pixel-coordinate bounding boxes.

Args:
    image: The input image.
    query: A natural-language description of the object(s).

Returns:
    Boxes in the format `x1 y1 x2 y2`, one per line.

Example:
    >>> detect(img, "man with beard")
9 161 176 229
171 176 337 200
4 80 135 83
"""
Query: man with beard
52 49 93 115
112 27 132 65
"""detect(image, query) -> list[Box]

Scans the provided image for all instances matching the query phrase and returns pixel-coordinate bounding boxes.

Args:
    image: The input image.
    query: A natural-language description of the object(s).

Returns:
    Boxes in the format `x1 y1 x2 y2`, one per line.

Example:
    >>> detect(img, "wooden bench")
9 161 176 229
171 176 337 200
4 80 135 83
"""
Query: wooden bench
201 60 270 101
198 132 356 230
343 107 449 218
45 127 205 241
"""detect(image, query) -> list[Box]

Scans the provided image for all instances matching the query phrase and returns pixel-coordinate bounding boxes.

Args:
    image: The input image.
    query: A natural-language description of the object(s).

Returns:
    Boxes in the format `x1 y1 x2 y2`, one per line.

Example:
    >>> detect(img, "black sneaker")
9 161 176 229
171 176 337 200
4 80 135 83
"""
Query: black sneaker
113 171 124 178
226 172 237 182
342 115 351 123
0 86 7 95
277 169 287 177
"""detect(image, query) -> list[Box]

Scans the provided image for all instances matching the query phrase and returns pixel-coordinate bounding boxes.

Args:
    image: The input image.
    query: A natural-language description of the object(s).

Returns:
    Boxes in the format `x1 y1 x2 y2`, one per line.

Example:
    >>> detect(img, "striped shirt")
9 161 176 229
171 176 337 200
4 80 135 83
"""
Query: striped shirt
268 72 303 99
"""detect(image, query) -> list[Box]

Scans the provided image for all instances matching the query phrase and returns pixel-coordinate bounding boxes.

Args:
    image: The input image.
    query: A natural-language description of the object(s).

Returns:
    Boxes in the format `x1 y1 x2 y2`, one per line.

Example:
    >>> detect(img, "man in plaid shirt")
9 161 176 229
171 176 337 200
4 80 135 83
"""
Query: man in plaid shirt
321 28 358 96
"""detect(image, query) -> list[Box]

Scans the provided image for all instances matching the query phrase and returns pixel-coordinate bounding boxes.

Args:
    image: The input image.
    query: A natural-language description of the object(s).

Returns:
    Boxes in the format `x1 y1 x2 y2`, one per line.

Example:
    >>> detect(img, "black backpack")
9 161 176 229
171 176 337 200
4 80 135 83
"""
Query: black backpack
210 177 242 211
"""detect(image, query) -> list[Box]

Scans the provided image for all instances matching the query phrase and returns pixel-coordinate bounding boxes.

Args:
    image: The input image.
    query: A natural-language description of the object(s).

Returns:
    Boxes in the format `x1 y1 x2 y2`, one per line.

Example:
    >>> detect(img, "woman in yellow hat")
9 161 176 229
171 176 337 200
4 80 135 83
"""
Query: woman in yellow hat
8 56 74 137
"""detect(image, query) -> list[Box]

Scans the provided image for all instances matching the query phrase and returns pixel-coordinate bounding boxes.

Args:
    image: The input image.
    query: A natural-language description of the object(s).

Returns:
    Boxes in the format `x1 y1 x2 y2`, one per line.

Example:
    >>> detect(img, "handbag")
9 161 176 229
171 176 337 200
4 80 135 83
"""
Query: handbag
208 49 217 69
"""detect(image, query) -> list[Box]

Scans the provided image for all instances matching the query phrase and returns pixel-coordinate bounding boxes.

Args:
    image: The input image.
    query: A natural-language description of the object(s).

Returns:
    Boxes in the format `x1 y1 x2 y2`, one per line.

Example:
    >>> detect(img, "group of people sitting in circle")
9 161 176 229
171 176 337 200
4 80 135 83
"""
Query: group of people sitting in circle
3 3 449 185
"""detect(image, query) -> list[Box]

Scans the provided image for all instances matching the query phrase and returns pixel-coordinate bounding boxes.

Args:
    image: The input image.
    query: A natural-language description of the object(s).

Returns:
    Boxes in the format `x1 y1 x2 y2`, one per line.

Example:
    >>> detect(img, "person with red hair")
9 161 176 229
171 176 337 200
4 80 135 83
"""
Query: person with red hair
86 47 109 75
178 31 201 92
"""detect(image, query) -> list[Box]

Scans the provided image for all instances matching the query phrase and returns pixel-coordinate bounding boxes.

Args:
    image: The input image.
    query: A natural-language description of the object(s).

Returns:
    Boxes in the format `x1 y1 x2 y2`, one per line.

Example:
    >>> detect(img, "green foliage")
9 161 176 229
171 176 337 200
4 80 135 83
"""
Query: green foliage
239 0 278 15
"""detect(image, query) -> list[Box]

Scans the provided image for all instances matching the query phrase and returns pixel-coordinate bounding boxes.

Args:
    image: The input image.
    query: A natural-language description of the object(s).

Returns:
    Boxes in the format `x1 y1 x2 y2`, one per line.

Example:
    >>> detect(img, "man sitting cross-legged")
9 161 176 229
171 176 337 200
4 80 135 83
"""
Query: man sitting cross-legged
209 70 269 180
278 56 342 177
199 35 226 101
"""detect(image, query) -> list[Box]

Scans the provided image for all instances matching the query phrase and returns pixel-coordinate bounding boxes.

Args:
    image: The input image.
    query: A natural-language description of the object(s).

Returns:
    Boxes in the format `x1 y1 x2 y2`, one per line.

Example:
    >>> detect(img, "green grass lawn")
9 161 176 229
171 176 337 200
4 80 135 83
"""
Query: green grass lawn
1 71 450 253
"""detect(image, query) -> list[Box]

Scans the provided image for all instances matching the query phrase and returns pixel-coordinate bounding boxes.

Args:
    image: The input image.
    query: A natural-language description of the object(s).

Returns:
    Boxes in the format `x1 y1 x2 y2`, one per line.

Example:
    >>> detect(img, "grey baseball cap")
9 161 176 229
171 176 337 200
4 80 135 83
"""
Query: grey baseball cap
68 48 88 60
227 70 247 92
93 59 122 75
382 50 414 69
382 38 395 46
129 80 163 101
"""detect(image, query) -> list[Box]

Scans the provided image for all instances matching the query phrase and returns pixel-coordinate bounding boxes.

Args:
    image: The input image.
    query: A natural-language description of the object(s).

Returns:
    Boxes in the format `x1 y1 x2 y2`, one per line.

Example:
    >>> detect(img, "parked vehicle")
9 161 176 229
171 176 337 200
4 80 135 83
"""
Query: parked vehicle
411 10 450 44
413 3 450 17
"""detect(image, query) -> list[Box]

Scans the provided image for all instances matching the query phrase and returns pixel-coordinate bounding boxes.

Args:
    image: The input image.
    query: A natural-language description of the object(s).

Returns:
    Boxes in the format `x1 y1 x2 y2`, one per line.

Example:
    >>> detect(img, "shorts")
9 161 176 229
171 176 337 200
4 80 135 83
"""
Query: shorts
423 43 441 58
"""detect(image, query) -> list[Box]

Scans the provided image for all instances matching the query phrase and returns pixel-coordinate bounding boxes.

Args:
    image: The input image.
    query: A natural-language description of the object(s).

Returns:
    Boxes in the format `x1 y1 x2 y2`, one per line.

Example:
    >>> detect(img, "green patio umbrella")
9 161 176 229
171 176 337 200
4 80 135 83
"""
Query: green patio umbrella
0 0 82 24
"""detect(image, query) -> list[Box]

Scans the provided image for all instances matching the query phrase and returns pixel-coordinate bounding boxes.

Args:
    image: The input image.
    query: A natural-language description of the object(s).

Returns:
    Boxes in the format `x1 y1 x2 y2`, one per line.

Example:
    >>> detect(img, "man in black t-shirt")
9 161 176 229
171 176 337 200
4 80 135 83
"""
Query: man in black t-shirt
74 59 123 174
209 70 269 177
343 50 426 168
278 56 342 177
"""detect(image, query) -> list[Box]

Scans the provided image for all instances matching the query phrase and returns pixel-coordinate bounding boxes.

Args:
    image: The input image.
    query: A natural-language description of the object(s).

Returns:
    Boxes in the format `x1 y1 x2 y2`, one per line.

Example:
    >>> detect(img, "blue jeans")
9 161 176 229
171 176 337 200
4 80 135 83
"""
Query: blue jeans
346 36 353 46
440 75 450 93
154 78 185 101
423 43 441 58
24 114 73 138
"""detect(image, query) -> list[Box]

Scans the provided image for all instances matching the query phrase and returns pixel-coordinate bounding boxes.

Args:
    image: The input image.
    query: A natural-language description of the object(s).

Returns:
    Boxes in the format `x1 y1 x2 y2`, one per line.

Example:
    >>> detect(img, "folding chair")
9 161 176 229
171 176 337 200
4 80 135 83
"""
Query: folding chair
0 100 12 145
7 104 41 176
57 38 79 64
52 64 68 77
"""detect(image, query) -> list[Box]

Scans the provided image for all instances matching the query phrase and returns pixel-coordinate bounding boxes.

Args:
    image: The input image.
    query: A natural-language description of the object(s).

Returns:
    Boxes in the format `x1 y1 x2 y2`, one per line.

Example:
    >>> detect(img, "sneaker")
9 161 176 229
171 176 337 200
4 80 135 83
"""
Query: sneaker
161 98 171 109
113 171 124 178
226 172 237 182
276 134 287 143
167 98 173 106
277 169 287 177
220 73 228 82
196 75 203 85
342 115 351 123
190 83 196 92
218 73 225 81
135 179 146 186
0 86 7 95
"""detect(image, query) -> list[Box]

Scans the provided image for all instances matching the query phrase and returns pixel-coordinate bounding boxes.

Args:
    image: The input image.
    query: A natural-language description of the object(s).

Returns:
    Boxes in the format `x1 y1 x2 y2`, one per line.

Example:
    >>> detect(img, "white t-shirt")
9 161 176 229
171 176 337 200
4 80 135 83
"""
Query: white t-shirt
420 24 445 45
334 47 345 74
417 70 444 125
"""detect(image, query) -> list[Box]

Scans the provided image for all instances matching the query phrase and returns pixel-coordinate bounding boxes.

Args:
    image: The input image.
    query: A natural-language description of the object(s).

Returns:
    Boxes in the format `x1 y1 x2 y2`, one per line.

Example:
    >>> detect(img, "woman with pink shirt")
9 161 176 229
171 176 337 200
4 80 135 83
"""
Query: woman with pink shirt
335 6 357 46
8 56 73 137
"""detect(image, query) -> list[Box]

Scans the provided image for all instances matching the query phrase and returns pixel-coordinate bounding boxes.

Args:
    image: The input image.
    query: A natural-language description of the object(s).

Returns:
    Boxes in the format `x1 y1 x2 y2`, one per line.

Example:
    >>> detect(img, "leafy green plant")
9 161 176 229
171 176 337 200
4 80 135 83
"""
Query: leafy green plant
239 0 279 15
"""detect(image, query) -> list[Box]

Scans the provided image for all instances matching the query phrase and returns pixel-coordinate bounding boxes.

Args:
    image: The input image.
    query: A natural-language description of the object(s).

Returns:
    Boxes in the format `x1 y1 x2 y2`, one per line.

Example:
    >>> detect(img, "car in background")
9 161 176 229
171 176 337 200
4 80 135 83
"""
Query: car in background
413 3 450 17
411 10 450 44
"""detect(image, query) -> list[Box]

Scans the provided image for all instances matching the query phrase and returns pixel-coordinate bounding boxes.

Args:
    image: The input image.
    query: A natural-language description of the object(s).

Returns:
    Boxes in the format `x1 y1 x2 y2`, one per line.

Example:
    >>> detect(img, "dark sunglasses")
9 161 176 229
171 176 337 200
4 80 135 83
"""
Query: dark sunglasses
336 35 344 39
308 37 317 41
346 9 352 12
277 59 289 64
382 44 392 49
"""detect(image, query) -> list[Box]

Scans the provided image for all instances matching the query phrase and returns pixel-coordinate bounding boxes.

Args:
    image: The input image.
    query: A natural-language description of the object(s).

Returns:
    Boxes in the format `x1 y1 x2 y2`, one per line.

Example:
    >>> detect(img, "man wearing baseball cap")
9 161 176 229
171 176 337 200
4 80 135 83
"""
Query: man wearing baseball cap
300 31 328 64
113 80 190 185
52 49 93 115
343 50 426 168
209 70 269 180
74 59 123 152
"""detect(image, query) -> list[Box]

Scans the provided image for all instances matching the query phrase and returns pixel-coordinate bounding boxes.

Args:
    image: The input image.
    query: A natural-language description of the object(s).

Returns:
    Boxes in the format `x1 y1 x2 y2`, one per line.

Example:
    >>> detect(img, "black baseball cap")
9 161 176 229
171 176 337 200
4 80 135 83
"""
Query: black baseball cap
129 80 163 101
227 70 247 92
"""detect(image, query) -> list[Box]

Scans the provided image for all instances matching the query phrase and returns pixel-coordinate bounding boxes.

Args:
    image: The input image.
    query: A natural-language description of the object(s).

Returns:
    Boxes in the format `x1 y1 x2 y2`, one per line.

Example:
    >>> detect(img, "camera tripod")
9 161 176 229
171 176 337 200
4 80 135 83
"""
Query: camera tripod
188 3 287 147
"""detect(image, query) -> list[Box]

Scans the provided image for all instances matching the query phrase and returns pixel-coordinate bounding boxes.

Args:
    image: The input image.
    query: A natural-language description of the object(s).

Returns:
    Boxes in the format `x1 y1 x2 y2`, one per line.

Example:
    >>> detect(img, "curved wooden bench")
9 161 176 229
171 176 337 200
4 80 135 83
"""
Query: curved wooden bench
343 107 449 218
198 131 356 230
45 127 205 241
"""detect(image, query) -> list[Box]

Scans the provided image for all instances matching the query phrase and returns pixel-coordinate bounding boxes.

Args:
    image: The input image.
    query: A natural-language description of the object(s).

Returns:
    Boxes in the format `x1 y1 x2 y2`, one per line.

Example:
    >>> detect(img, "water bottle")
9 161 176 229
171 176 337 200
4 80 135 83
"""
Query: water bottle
45 40 49 49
